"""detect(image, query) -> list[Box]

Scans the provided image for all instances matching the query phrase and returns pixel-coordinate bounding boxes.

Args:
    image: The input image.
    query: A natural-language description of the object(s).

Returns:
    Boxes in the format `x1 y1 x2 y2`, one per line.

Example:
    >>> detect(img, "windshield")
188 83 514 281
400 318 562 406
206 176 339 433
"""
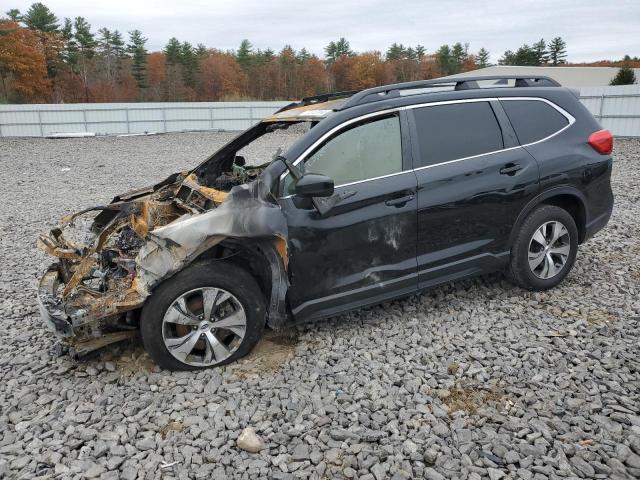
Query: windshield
236 122 312 166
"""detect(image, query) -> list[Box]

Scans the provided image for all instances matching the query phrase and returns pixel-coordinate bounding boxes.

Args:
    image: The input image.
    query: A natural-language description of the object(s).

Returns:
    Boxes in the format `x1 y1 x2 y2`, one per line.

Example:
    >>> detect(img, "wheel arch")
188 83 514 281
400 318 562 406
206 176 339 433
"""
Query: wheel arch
509 187 589 249
191 237 290 328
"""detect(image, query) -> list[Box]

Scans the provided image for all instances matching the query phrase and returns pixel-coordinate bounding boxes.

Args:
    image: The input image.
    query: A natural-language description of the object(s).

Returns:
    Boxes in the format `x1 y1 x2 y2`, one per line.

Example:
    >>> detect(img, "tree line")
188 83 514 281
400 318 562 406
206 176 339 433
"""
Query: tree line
0 3 636 104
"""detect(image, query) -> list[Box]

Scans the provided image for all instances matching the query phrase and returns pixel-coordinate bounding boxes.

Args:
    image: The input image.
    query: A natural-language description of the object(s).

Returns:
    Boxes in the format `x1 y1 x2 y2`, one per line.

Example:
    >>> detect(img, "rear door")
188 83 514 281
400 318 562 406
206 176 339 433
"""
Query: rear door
279 112 419 322
408 99 540 288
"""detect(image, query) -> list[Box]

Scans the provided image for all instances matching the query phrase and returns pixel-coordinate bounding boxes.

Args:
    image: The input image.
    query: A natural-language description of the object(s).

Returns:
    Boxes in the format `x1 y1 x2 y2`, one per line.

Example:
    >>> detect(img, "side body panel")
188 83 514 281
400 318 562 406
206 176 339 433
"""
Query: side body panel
409 100 541 288
281 112 419 322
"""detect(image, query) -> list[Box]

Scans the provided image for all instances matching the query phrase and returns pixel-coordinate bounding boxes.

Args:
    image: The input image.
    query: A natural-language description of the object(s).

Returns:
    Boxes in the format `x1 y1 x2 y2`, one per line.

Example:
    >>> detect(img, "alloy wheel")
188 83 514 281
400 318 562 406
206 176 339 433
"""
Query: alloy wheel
161 287 247 367
527 220 572 280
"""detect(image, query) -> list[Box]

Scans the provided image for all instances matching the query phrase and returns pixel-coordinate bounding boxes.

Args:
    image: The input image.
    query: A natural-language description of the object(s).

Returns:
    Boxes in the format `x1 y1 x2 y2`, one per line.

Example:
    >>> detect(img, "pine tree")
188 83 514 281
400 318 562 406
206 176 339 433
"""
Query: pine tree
127 29 148 89
610 67 637 85
324 37 352 63
60 17 78 69
23 2 59 32
196 43 208 58
74 17 96 58
111 30 125 58
386 43 406 61
237 39 254 71
533 39 548 65
6 9 21 22
296 48 311 62
476 48 490 68
164 37 182 64
436 44 452 75
450 43 466 74
548 37 567 65
180 41 199 88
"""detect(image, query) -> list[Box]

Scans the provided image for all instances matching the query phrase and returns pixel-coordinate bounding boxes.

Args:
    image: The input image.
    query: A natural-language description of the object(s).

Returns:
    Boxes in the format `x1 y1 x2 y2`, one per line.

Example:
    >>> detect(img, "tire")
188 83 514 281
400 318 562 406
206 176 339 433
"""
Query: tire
140 261 266 371
508 205 578 291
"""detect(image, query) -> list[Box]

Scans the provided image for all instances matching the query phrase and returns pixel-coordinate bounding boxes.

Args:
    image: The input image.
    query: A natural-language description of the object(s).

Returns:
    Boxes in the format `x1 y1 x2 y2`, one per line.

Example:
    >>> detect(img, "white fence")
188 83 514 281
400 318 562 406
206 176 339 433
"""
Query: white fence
0 85 639 137
0 101 289 137
578 85 640 138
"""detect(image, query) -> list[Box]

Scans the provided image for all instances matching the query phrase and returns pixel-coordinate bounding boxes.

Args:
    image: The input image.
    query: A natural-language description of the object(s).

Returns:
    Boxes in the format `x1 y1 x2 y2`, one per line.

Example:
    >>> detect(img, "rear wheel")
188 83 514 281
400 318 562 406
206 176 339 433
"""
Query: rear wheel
508 205 578 291
140 261 266 370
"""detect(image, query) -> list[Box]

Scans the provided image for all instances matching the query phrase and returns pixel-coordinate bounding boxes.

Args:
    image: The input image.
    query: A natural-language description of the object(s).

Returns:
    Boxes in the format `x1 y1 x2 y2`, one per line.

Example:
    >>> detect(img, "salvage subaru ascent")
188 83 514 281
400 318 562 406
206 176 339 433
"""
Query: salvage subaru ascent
37 75 614 370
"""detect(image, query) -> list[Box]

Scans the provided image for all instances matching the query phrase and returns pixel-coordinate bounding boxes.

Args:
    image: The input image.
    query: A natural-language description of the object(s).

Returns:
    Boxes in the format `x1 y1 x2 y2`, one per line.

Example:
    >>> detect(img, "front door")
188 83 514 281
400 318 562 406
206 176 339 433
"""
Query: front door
279 113 418 322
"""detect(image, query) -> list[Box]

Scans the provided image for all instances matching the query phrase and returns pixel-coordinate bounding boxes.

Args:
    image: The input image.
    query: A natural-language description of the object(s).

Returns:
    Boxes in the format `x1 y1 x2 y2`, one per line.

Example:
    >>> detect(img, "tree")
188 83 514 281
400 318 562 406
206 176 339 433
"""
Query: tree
532 38 548 65
110 30 125 58
0 20 50 101
73 17 96 57
237 39 253 71
476 48 490 68
197 51 247 100
386 43 406 61
5 9 21 22
499 44 540 66
23 2 59 32
127 29 147 90
548 37 567 65
180 41 199 88
325 37 352 63
164 37 182 64
610 67 636 85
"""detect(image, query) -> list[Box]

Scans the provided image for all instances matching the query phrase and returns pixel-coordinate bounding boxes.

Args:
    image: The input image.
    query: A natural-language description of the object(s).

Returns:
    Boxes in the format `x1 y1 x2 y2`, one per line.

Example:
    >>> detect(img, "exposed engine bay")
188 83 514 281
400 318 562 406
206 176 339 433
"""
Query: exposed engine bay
36 120 301 357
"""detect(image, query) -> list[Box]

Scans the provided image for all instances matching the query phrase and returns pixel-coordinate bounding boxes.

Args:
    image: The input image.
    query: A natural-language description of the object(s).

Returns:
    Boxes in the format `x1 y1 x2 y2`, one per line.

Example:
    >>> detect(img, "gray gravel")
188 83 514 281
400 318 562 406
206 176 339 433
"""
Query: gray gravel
0 132 638 480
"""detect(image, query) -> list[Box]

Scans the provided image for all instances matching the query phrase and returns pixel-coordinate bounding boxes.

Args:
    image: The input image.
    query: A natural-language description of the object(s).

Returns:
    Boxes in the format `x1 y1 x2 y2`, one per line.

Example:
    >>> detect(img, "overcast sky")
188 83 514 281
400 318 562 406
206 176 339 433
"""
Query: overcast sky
9 0 640 62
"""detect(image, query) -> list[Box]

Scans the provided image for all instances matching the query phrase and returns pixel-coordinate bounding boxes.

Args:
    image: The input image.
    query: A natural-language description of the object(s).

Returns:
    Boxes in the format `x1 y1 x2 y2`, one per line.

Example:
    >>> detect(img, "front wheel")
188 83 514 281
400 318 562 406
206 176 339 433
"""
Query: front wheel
140 261 266 370
508 205 579 291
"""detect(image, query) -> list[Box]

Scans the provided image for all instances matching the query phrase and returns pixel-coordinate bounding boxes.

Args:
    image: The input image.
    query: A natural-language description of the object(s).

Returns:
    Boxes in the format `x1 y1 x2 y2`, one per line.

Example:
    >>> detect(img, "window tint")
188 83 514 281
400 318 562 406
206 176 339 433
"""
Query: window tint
412 102 504 168
286 115 402 193
501 99 569 145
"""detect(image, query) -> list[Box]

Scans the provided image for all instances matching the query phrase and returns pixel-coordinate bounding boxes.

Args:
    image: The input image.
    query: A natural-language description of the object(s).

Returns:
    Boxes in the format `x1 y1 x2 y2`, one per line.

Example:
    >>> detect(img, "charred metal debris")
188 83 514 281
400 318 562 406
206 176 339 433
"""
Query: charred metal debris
37 160 290 355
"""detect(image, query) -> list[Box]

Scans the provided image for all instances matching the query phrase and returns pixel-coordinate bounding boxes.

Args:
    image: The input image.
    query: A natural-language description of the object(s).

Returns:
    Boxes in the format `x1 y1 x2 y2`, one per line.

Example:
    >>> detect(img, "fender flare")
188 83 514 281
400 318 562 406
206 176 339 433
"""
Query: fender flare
508 186 590 248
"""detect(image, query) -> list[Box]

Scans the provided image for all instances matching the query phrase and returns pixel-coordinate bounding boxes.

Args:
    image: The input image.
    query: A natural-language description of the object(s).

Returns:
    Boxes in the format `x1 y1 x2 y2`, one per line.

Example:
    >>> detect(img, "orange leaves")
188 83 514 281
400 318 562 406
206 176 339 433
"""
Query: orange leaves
197 52 248 100
0 21 50 101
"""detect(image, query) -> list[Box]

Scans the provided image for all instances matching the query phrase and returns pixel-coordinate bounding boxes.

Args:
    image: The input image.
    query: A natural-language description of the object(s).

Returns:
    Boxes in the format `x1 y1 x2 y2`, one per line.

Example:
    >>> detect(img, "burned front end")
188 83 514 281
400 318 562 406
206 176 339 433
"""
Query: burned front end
36 160 286 356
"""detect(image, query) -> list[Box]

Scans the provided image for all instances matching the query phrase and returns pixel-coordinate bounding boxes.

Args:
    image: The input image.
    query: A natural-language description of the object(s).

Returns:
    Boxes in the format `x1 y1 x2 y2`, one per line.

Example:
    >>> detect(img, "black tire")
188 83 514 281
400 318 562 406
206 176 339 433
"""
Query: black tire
508 205 579 291
140 261 266 371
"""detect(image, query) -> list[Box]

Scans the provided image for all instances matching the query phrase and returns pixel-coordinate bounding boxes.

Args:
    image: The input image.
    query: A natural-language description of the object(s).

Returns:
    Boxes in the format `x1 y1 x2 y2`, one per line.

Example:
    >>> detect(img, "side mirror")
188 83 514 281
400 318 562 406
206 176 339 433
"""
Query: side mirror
293 174 334 198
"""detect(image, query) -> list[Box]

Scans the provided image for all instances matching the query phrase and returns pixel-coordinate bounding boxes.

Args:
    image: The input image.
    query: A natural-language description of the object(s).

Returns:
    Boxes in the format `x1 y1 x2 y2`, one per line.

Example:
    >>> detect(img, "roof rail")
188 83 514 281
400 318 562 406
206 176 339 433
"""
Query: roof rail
275 89 361 114
338 75 561 110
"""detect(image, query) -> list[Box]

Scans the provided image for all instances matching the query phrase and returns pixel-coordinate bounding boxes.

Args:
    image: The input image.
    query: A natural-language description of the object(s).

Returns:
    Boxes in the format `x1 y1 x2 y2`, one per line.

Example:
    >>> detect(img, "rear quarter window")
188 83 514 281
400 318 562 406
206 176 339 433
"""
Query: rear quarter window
501 99 569 145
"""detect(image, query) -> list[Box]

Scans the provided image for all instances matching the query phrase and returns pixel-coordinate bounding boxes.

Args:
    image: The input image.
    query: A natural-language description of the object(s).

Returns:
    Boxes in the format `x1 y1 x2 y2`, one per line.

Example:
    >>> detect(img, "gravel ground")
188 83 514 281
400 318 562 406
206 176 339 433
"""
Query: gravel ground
0 132 638 480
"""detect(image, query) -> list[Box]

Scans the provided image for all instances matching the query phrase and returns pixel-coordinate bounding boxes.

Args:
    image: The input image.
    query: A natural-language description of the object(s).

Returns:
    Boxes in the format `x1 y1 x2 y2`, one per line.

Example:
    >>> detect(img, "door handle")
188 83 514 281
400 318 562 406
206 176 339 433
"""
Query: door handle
385 194 415 207
499 163 522 175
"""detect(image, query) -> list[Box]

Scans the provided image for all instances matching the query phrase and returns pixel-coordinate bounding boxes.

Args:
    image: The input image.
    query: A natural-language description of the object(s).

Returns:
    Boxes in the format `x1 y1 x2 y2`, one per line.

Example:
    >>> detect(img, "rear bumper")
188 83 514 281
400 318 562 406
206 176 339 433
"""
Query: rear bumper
584 206 613 242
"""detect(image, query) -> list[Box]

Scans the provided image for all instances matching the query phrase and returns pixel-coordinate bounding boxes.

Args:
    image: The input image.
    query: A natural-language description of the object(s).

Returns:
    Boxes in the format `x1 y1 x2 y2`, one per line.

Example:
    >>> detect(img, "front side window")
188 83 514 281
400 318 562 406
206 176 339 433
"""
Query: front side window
412 101 504 168
286 115 402 193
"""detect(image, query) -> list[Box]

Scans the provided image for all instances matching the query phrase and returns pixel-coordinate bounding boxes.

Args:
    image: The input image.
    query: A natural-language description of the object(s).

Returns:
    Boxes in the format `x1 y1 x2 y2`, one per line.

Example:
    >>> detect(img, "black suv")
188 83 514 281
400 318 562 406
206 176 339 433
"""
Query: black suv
38 75 614 370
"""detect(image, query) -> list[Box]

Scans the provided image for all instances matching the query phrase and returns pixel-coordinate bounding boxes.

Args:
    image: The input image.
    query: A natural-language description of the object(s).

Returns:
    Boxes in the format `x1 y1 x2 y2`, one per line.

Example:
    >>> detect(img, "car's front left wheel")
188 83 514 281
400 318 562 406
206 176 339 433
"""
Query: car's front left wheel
140 261 266 370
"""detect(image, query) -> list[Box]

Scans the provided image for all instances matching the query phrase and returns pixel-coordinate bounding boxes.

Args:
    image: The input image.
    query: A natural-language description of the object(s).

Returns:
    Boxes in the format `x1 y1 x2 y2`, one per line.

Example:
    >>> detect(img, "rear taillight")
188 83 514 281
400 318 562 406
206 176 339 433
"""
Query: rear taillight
588 129 613 155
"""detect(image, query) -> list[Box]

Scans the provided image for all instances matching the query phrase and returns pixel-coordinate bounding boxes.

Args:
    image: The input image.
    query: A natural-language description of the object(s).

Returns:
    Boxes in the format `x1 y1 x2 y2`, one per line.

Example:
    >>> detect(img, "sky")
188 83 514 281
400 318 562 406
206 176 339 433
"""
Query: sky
8 0 640 63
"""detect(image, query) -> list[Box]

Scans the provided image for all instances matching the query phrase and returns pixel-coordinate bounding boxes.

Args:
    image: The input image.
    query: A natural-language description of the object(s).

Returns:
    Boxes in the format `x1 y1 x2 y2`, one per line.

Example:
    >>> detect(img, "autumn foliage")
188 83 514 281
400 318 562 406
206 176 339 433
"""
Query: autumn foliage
2 3 631 104
0 20 50 101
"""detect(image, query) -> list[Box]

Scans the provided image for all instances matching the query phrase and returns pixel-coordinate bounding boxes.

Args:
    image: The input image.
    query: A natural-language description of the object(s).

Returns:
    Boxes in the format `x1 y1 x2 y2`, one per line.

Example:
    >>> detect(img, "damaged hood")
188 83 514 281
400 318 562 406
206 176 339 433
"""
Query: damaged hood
136 170 288 289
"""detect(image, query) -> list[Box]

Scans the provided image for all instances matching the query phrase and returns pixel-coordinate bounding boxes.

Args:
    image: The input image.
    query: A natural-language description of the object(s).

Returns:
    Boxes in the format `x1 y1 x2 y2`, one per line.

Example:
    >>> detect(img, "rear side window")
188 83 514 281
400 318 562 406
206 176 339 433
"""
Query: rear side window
412 102 504 168
501 99 569 145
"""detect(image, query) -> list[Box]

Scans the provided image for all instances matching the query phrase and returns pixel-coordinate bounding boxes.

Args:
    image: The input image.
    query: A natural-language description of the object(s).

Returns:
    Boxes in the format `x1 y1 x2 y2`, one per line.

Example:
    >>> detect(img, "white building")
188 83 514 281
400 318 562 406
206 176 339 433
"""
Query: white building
444 65 639 88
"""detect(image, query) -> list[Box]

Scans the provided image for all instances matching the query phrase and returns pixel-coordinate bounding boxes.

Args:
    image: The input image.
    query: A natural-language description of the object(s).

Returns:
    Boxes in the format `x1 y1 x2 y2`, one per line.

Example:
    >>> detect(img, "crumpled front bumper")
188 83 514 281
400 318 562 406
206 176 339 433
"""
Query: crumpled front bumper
37 264 90 337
